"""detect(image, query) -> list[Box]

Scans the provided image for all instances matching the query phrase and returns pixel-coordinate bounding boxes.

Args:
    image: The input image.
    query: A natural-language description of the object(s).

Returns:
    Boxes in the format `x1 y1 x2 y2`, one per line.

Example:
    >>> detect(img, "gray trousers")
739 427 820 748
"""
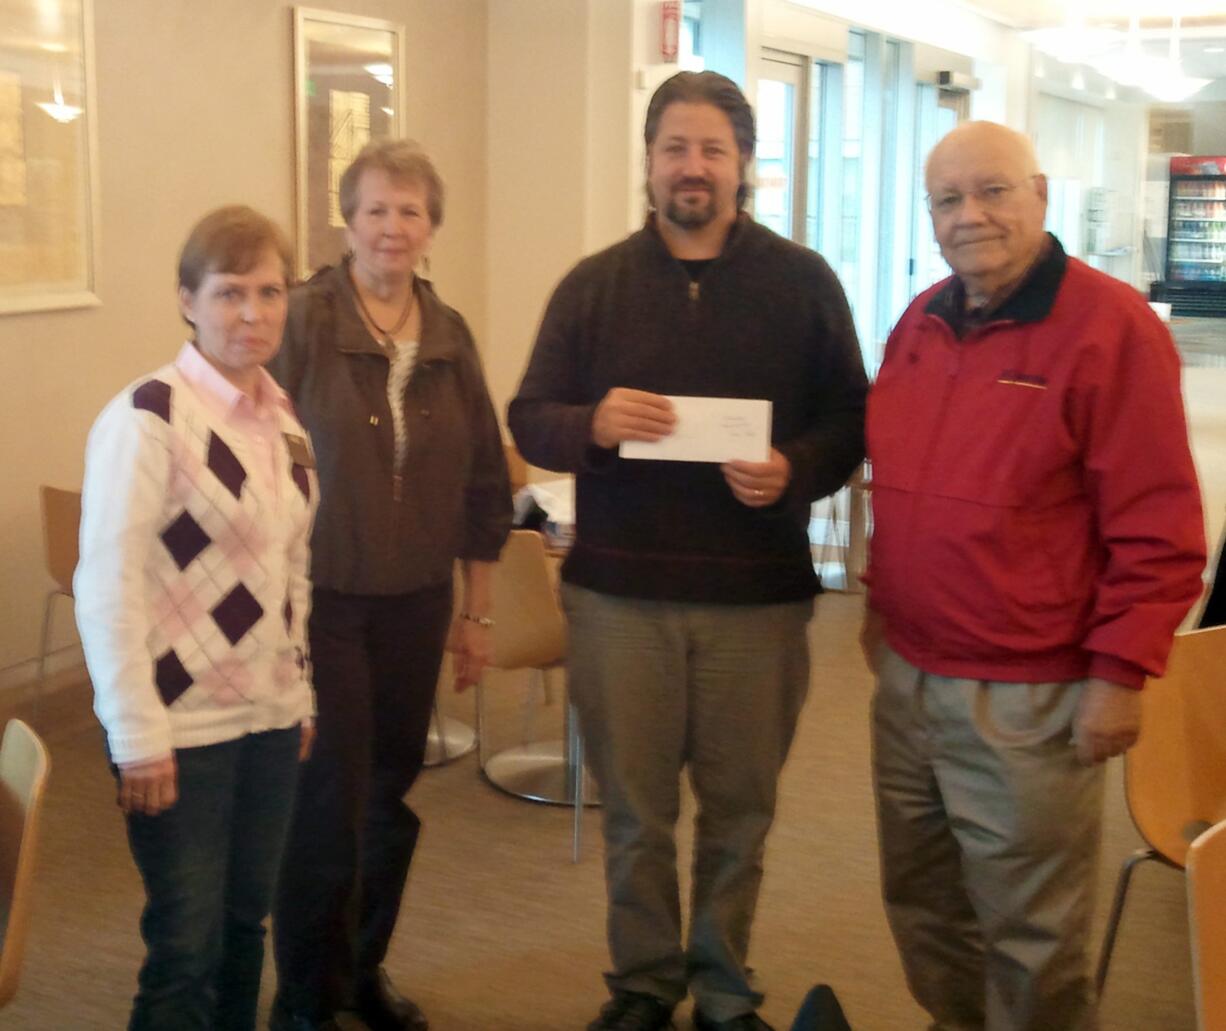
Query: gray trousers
562 584 814 1020
871 643 1105 1031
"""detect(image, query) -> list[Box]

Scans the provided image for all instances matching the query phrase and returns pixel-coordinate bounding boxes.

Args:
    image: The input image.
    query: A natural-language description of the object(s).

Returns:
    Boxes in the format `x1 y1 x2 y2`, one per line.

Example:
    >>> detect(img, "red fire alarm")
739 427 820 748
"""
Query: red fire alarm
661 0 680 63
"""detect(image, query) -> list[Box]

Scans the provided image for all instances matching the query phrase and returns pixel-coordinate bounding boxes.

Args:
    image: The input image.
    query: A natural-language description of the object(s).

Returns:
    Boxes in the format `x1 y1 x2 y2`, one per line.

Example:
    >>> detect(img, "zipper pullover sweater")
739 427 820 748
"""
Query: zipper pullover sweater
508 215 868 604
867 237 1205 688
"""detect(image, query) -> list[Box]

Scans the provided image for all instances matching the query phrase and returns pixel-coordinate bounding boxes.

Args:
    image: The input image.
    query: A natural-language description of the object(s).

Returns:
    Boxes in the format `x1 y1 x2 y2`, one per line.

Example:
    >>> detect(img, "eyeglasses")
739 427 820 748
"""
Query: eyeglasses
926 175 1040 216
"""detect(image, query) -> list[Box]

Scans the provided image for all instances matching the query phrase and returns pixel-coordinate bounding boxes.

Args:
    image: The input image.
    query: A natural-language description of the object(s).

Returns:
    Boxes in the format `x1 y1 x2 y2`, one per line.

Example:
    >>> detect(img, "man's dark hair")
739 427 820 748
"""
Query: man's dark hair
644 71 756 209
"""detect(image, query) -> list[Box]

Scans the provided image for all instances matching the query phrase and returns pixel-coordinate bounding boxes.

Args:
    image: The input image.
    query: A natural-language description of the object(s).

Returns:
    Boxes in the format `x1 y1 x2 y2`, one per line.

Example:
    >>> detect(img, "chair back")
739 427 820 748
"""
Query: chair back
505 443 528 495
39 486 81 597
489 531 566 672
0 719 51 1008
1125 626 1226 867
1188 819 1226 1031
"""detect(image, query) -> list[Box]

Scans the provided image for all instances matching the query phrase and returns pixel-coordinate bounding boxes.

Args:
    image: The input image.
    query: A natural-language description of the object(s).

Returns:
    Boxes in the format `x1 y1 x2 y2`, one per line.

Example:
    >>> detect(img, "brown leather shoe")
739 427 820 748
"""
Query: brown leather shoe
692 1011 774 1031
268 998 341 1031
587 991 676 1030
352 968 429 1031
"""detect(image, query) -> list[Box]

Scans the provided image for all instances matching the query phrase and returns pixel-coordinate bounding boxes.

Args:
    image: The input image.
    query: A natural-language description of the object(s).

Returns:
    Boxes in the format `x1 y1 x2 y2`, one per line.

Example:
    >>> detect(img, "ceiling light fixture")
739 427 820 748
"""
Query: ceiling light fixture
35 80 81 123
364 62 394 88
1031 10 1213 105
1022 23 1121 65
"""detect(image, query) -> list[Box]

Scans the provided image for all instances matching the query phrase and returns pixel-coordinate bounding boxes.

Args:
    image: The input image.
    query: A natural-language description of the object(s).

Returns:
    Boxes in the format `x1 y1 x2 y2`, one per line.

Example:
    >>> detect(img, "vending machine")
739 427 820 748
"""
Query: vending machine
1164 155 1226 316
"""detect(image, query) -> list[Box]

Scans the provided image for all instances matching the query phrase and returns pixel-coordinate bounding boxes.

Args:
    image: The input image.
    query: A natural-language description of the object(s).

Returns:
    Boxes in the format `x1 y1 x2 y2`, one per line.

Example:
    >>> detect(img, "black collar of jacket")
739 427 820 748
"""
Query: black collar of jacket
310 256 460 363
638 210 759 267
925 233 1067 330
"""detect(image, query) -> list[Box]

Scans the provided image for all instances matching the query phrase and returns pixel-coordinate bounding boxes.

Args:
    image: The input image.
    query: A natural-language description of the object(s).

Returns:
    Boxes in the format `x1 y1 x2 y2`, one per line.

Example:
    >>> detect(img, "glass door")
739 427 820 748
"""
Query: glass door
756 50 806 240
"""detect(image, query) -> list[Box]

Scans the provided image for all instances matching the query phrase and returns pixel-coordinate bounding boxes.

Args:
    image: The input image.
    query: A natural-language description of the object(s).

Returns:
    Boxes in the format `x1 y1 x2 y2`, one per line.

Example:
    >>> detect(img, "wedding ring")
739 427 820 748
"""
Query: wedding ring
754 488 764 498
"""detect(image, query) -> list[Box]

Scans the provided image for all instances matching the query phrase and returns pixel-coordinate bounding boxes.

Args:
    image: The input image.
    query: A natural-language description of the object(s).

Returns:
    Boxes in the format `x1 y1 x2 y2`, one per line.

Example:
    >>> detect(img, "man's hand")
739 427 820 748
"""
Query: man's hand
448 619 493 692
591 388 675 449
117 754 178 816
1072 677 1142 766
722 448 792 508
860 608 884 675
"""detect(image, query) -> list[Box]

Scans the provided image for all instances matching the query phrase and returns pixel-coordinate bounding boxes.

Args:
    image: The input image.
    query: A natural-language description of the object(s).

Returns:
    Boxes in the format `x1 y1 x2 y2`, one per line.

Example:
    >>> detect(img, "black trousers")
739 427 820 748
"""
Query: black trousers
272 583 453 1018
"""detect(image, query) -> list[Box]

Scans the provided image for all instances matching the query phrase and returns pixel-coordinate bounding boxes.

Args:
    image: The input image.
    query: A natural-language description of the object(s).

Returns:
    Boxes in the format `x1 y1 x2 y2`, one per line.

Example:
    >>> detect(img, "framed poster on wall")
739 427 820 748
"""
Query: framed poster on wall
293 7 406 278
0 0 100 314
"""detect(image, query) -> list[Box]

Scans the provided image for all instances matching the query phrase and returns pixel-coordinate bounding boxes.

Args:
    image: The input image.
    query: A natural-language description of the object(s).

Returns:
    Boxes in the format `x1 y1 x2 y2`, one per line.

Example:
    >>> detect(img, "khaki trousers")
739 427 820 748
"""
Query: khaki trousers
871 643 1104 1031
562 584 813 1021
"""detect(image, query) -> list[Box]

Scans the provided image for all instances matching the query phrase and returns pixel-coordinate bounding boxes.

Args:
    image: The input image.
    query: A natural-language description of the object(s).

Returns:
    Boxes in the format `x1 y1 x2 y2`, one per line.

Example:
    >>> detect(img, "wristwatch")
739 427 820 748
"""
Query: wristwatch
460 611 495 628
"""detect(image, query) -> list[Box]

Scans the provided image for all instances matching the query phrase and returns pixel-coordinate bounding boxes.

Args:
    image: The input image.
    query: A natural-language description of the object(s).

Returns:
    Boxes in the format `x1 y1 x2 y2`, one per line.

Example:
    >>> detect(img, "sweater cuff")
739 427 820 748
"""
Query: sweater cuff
1088 653 1148 690
107 724 175 766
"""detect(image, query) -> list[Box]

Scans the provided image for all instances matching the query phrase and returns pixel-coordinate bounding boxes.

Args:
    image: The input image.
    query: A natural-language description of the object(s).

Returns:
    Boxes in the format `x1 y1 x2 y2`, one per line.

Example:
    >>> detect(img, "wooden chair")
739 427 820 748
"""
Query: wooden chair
1096 626 1226 993
1188 818 1226 1031
36 486 82 718
475 530 595 861
0 719 52 1008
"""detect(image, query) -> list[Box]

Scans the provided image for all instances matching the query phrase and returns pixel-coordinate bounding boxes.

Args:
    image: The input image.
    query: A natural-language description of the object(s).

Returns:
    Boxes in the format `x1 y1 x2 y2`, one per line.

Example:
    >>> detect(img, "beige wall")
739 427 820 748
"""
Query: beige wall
484 0 657 418
0 0 488 678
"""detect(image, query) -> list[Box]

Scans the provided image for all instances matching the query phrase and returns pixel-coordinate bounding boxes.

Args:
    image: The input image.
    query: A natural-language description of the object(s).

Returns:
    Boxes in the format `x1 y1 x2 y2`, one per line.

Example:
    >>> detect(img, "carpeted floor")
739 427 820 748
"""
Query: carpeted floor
0 592 1196 1030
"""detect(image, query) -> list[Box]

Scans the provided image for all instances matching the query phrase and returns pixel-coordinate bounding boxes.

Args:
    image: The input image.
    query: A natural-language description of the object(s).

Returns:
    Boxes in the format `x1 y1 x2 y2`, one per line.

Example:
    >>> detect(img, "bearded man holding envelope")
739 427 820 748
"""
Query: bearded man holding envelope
508 70 866 1031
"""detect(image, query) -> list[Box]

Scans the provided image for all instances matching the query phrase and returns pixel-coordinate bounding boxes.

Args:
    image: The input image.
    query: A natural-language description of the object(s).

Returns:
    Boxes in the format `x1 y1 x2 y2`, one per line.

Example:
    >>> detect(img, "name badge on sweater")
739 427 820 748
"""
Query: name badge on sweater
283 433 316 468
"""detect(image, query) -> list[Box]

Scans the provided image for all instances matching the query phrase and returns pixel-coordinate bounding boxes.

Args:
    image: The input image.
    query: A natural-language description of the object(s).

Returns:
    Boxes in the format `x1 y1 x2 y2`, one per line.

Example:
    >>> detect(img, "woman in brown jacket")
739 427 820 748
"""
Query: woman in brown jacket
266 140 511 1031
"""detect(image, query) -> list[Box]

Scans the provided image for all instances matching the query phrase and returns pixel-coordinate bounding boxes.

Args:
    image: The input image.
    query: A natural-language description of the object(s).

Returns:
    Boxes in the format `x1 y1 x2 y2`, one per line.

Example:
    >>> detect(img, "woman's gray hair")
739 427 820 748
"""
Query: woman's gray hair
338 139 446 228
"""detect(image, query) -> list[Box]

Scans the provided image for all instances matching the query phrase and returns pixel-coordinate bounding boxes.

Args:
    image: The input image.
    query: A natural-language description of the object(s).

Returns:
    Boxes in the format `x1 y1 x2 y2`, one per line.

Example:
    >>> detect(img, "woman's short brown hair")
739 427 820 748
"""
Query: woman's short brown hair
177 205 293 294
338 139 445 228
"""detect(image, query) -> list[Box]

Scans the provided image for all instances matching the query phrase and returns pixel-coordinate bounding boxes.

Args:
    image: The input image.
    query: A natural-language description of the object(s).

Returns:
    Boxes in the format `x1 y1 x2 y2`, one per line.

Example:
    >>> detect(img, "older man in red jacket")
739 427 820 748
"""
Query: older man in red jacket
863 121 1206 1031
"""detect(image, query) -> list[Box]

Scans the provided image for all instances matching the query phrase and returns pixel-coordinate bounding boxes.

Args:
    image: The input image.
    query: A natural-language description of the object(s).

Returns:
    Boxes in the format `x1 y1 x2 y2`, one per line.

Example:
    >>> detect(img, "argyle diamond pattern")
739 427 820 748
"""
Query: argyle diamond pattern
207 432 247 500
211 584 264 645
132 379 172 423
160 510 211 570
154 648 193 705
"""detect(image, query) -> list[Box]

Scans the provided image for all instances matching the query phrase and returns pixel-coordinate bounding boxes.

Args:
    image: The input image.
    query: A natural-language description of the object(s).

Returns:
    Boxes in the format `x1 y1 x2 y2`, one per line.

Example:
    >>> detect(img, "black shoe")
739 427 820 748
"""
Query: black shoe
587 991 676 1030
268 999 341 1031
692 1011 774 1031
352 968 429 1031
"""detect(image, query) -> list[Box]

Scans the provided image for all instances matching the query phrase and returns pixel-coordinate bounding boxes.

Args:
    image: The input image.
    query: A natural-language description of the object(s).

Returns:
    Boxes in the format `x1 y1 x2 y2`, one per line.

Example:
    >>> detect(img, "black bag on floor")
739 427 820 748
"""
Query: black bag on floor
790 984 853 1031
1199 540 1225 628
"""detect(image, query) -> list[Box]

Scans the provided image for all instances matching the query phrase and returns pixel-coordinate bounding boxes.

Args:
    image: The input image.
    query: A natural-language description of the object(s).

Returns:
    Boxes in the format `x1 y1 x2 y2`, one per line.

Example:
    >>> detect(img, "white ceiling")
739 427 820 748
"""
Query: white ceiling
963 1 1226 28
963 2 1226 79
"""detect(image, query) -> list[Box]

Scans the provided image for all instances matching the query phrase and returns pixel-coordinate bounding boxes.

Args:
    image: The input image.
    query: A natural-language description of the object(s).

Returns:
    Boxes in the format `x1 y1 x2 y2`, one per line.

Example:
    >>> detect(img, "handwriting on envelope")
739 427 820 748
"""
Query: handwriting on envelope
620 396 772 464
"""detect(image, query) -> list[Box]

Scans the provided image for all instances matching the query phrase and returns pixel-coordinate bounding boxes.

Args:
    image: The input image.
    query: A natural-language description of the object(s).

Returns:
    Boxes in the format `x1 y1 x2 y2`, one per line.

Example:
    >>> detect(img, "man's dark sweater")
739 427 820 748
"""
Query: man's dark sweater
508 214 868 605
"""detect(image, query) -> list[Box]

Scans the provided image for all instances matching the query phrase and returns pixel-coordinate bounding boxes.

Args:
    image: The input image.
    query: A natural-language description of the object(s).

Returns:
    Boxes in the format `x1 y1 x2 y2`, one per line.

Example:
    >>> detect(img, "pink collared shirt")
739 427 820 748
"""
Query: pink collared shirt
174 342 287 498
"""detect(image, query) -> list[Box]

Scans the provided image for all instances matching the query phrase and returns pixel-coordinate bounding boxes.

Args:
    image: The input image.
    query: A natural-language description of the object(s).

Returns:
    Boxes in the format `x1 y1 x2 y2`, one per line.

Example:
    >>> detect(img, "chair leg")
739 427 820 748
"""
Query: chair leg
568 700 583 863
475 677 488 771
1096 846 1160 995
34 591 58 723
430 696 450 763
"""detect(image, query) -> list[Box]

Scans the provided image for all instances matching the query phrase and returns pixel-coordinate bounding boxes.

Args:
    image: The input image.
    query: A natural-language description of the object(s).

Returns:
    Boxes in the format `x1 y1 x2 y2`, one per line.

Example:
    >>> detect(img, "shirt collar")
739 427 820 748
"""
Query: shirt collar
925 233 1068 335
175 341 288 422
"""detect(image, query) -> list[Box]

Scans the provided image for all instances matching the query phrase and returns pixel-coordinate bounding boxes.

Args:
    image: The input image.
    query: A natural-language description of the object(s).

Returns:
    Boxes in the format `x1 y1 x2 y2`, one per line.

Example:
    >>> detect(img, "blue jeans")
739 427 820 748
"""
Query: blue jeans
122 727 301 1031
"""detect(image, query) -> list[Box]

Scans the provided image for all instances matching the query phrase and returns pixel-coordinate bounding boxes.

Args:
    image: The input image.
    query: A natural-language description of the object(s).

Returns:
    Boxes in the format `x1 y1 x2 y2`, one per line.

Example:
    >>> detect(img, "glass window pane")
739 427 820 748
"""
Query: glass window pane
839 33 865 311
806 64 824 251
756 76 795 238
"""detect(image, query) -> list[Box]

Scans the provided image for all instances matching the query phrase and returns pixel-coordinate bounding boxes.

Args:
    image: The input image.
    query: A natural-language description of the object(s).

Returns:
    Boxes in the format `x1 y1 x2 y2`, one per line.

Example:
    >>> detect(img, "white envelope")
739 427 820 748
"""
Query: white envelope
619 395 771 464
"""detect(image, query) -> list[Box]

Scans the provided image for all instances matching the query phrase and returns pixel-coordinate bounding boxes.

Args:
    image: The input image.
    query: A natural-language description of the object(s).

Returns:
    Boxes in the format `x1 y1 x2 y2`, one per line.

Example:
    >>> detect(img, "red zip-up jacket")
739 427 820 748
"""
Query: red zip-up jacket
866 237 1205 688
